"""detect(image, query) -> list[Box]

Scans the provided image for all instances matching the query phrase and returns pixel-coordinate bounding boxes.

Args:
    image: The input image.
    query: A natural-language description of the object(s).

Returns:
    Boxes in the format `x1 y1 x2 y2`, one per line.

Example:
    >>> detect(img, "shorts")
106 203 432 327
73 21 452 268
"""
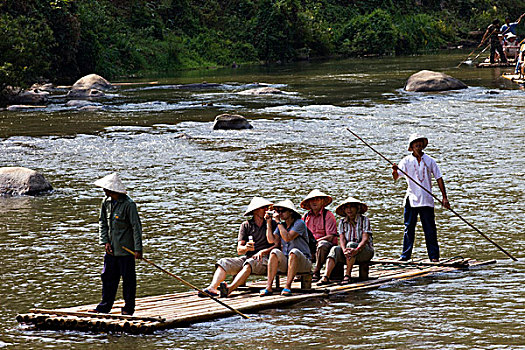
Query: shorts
271 248 312 274
216 255 269 275
328 243 374 264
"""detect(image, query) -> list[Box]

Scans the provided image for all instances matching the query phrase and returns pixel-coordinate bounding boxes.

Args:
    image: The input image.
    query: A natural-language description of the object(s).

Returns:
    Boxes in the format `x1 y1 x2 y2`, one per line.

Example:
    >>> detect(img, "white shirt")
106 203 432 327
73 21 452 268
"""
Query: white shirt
398 153 442 208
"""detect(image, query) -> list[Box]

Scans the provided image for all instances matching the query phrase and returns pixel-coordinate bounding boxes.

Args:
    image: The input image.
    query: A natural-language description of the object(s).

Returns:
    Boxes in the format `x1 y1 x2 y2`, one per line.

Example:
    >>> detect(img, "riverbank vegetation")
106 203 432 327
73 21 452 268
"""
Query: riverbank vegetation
0 0 523 94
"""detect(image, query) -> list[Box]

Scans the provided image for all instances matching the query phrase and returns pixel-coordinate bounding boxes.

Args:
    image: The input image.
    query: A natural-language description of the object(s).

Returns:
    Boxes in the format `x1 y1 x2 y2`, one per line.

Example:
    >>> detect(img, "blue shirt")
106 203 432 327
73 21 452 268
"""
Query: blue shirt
274 219 311 259
501 23 518 35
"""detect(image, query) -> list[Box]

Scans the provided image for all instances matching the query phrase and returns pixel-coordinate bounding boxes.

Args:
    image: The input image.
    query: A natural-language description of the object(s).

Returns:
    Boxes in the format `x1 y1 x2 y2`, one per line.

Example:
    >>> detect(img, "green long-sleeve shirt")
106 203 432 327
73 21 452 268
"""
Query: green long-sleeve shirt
99 195 143 256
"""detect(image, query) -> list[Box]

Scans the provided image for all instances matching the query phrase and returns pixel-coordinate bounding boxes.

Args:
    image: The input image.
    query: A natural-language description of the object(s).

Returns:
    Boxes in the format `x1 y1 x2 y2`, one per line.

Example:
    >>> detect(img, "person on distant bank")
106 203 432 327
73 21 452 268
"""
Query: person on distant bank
198 197 277 298
260 199 312 297
482 19 508 64
392 134 450 262
300 189 338 282
92 173 143 316
317 196 374 285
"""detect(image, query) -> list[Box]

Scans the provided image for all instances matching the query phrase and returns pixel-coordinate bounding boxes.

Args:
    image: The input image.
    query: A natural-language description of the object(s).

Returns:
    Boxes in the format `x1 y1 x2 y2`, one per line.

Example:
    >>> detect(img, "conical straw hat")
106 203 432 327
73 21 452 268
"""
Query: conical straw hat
300 189 333 210
407 134 428 151
335 196 368 217
244 196 273 216
94 172 127 194
273 199 301 217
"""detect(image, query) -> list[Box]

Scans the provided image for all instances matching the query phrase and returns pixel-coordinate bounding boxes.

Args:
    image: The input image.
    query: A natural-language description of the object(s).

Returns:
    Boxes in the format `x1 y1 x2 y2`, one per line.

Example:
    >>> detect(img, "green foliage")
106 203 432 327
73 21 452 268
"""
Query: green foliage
0 0 524 96
0 13 55 91
338 9 398 56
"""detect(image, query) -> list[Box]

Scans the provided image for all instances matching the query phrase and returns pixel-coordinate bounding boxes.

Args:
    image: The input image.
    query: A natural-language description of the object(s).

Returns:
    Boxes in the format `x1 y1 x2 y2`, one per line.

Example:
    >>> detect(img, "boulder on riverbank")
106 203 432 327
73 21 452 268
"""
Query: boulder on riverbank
405 70 467 92
213 114 253 130
0 167 53 196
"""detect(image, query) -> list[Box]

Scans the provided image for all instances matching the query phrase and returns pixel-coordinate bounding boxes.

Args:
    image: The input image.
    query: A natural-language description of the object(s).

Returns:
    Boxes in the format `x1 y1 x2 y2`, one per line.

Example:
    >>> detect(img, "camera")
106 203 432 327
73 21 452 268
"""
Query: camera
266 210 275 216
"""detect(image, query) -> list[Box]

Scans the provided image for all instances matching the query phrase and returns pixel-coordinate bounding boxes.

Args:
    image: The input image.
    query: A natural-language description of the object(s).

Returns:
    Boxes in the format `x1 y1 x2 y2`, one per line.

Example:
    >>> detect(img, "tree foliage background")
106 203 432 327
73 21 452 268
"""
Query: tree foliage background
0 0 524 92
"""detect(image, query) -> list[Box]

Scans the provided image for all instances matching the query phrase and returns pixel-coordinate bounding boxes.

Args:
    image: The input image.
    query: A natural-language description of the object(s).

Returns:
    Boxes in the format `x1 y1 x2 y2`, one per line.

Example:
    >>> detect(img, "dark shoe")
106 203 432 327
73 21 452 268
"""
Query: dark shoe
218 282 229 298
398 256 410 261
430 259 439 263
311 272 321 282
316 276 331 286
121 310 134 316
340 275 352 285
198 288 218 298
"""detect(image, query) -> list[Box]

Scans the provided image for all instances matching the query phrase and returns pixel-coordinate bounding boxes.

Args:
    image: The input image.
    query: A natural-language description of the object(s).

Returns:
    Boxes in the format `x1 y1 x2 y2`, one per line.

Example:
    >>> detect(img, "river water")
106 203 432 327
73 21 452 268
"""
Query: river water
0 52 523 349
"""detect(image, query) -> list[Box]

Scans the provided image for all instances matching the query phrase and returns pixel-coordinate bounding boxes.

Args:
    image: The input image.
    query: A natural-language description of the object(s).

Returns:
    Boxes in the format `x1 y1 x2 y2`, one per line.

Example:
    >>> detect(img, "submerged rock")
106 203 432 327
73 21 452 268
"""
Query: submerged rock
6 105 48 111
240 87 284 95
66 88 105 99
0 167 53 196
213 114 253 130
405 70 467 92
10 90 49 105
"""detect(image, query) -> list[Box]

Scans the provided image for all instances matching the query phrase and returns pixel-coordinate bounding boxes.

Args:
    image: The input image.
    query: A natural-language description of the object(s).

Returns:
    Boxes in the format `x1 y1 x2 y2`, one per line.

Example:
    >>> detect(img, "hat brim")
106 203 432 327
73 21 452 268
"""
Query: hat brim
300 196 332 210
408 137 428 151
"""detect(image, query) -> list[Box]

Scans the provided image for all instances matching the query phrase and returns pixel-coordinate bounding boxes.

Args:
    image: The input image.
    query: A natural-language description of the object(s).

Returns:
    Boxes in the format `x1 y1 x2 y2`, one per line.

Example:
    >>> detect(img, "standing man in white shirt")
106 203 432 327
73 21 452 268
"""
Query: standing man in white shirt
392 134 450 262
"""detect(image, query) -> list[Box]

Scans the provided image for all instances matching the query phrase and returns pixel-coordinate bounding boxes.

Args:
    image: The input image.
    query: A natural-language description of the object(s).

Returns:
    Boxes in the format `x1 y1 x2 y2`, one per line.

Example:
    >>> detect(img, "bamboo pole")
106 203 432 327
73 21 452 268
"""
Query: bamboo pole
345 128 518 261
122 246 251 319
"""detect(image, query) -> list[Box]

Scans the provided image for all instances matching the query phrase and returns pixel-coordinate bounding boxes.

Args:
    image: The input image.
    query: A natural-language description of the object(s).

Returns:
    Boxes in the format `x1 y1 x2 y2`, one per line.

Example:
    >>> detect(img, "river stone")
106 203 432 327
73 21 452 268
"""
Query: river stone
10 90 49 105
71 74 113 91
66 88 105 99
405 70 467 92
213 114 253 130
6 105 47 111
240 87 284 95
0 167 53 196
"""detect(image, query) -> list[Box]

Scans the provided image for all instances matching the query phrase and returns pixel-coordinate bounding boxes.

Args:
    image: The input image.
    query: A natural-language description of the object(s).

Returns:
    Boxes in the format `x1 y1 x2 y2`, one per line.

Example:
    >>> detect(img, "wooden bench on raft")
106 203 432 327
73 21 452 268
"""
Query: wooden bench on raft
274 262 370 290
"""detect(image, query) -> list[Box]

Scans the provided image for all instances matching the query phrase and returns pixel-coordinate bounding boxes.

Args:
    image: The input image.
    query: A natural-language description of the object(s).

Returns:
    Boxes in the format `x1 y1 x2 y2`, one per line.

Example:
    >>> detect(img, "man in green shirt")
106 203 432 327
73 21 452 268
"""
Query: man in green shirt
92 173 143 316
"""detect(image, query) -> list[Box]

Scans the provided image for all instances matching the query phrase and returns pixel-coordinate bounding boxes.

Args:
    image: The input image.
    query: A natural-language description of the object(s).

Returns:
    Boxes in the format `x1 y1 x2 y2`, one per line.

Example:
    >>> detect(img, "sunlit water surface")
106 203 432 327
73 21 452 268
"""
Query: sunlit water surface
0 53 523 349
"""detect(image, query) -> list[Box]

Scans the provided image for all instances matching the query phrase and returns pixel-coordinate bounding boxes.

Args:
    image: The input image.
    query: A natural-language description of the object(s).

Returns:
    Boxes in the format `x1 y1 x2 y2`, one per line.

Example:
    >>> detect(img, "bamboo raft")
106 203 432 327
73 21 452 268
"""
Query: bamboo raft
501 73 525 85
16 256 495 334
476 58 517 68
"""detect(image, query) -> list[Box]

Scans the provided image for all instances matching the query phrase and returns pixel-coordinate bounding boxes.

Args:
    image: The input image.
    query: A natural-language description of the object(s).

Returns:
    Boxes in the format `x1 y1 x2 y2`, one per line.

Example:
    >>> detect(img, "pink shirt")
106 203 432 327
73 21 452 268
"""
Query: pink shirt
303 209 338 244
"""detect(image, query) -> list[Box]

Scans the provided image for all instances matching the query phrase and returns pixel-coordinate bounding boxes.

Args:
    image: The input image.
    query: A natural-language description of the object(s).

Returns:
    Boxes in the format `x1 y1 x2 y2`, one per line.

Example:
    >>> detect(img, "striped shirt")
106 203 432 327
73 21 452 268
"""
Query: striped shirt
338 215 373 249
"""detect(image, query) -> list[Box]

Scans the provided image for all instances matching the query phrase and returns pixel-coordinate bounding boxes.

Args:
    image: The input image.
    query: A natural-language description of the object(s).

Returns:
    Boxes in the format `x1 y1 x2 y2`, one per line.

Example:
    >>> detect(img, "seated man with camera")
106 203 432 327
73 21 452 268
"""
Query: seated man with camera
198 197 277 298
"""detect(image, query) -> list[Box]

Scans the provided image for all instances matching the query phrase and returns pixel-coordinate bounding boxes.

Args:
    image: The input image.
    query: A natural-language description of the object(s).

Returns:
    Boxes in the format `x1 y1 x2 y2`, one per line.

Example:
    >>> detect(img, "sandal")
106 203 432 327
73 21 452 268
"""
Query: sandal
311 272 321 282
340 275 352 285
218 282 229 298
197 288 218 298
281 288 293 296
316 276 331 286
259 288 273 297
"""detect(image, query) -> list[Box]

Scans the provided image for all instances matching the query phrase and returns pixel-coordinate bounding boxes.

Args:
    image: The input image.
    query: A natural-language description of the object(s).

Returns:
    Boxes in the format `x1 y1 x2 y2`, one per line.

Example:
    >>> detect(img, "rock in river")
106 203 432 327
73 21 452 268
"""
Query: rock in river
67 74 113 99
405 70 467 92
0 167 53 196
239 87 284 95
213 114 253 130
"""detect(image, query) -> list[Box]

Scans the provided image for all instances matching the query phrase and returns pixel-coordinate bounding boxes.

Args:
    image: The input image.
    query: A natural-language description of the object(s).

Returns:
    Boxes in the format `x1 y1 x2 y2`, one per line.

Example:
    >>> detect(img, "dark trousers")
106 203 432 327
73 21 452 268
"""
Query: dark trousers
400 199 440 261
490 42 507 63
96 253 136 314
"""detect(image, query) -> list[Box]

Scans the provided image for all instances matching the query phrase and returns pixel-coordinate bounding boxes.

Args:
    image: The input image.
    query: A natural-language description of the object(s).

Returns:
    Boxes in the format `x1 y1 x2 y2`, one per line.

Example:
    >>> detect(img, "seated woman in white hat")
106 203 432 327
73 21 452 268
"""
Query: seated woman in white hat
317 196 374 285
198 197 277 298
300 189 338 282
261 199 312 297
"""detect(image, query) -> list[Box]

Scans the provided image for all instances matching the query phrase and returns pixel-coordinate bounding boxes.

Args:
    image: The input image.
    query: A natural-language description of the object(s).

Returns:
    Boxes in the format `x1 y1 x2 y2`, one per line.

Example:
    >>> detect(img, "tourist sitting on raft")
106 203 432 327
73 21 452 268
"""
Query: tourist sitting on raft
503 33 520 61
261 199 312 297
317 196 374 285
198 197 278 298
300 189 338 282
